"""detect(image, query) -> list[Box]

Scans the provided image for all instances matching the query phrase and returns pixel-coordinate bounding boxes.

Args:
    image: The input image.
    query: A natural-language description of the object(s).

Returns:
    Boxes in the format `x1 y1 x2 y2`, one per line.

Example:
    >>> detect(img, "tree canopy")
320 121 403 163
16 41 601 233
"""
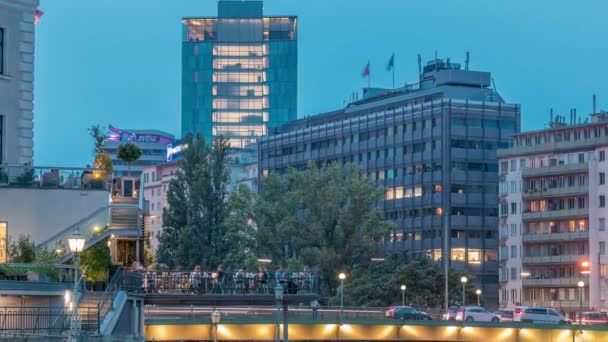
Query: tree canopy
117 142 142 176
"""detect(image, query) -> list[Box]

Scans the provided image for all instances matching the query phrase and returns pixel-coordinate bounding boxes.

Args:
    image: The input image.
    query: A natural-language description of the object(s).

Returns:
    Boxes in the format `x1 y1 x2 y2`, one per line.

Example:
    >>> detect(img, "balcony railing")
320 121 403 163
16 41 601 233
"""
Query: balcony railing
521 163 589 177
123 270 319 296
522 231 589 243
522 208 588 221
498 136 608 157
522 186 588 199
522 277 587 287
522 255 582 264
0 165 110 191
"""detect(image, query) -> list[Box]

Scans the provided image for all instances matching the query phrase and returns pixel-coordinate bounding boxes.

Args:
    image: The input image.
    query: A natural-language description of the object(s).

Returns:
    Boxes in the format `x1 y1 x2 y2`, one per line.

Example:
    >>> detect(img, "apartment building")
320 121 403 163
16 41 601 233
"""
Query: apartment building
498 111 608 318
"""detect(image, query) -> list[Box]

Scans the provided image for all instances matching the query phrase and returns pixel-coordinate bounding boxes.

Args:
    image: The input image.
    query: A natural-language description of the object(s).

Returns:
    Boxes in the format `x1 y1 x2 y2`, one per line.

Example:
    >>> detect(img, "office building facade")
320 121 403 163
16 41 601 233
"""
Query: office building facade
103 125 175 177
0 0 40 166
181 0 297 149
498 112 608 318
259 59 520 306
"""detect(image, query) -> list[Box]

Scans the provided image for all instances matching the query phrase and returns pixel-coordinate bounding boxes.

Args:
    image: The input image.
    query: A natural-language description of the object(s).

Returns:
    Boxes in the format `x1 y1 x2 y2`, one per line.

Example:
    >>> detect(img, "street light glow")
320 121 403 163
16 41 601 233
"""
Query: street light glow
460 276 468 284
401 285 406 291
578 281 585 288
475 289 482 295
338 272 346 280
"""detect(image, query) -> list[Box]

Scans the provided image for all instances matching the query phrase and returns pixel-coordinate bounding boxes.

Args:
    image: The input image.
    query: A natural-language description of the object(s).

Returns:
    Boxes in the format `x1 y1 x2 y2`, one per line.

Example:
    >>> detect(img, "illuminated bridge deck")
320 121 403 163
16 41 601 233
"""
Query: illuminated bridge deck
145 320 608 341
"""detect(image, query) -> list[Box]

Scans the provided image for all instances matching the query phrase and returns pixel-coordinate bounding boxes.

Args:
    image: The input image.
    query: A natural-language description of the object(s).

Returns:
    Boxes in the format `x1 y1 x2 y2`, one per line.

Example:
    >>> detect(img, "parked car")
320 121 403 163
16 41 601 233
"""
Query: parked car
495 309 514 322
455 306 499 322
513 307 569 324
390 306 432 321
581 312 608 325
386 306 407 318
442 306 460 320
416 310 433 320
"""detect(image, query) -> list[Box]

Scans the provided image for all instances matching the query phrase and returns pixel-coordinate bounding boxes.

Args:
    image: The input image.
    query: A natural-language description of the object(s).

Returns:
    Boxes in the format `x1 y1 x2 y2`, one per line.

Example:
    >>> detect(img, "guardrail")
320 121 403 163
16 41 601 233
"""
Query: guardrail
0 306 98 336
123 271 319 295
0 165 110 191
96 268 123 334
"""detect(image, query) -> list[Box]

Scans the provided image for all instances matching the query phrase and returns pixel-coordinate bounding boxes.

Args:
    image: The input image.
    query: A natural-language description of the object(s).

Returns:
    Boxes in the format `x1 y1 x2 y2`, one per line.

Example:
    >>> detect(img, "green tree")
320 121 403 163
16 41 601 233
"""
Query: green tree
117 142 142 177
156 134 230 269
8 234 37 263
80 240 111 282
256 161 393 294
344 253 475 308
221 184 257 268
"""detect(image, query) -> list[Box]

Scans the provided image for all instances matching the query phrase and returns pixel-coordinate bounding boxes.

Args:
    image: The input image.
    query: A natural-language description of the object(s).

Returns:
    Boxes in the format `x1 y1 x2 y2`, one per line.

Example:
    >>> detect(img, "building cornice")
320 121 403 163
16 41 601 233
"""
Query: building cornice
0 0 39 11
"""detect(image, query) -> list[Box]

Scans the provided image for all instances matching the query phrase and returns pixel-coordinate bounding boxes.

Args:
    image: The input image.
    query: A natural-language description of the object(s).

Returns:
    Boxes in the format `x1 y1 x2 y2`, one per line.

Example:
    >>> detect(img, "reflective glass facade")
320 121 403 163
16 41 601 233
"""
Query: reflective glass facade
181 1 297 148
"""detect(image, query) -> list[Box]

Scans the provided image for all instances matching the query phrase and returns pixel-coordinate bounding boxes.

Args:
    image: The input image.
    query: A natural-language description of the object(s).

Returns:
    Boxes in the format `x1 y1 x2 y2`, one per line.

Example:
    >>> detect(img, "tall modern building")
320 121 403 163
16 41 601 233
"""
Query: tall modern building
181 0 297 149
258 59 520 306
0 0 40 166
498 111 608 318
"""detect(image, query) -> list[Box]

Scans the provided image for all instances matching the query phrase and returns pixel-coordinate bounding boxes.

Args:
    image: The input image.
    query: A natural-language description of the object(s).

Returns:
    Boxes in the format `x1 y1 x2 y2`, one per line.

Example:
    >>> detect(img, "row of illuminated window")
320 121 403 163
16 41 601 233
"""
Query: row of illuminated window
522 288 596 304
451 117 516 130
213 125 267 137
516 197 587 214
524 219 588 234
213 85 269 97
225 138 258 149
212 98 268 110
513 125 608 148
213 45 266 57
402 248 497 264
213 72 267 83
213 58 268 70
212 112 269 123
385 186 424 200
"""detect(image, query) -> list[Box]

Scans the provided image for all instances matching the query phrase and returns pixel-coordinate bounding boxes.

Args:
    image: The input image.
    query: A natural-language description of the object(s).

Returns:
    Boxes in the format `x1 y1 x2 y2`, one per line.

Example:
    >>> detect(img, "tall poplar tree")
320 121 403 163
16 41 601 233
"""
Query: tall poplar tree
156 134 229 268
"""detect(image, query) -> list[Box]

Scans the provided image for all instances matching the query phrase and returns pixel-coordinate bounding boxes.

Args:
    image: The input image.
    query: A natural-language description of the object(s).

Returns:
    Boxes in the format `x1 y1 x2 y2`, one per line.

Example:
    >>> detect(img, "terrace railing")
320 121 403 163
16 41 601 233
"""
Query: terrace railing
0 165 110 191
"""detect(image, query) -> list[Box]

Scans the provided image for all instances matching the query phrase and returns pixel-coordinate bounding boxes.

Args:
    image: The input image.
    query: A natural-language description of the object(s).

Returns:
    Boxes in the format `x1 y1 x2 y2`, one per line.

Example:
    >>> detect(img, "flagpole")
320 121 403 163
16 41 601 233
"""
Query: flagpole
368 60 371 89
392 53 395 89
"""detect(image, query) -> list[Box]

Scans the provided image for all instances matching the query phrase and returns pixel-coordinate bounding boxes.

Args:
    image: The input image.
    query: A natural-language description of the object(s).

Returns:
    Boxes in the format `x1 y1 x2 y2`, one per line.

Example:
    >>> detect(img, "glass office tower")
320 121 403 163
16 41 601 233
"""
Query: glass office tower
181 0 297 148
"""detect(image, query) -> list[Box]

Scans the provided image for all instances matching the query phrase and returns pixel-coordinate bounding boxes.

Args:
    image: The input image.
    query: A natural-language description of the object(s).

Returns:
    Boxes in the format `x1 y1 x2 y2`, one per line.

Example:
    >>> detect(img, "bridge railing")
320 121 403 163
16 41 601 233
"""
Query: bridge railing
122 271 319 295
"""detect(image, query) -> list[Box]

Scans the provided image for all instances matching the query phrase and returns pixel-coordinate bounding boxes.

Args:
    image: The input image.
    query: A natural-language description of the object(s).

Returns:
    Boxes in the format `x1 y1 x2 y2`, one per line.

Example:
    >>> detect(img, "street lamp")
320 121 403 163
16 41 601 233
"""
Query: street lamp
67 228 85 337
578 281 585 326
475 289 482 306
274 283 283 342
211 309 221 342
338 272 346 317
460 276 468 306
400 285 407 306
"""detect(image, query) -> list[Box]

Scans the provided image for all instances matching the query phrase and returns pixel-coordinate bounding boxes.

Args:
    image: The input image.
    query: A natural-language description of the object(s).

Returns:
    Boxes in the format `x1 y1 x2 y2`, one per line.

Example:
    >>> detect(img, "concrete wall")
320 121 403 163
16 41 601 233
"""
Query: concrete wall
0 0 39 165
0 188 109 244
0 294 63 307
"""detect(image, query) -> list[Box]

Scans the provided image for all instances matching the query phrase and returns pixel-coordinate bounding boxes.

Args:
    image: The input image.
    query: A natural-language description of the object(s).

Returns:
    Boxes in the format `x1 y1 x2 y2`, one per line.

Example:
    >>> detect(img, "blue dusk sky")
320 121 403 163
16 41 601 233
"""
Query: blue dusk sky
34 0 608 166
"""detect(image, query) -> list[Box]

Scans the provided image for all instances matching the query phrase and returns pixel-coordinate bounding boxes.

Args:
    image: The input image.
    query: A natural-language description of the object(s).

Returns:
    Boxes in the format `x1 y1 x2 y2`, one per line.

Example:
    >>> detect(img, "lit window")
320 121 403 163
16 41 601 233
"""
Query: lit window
468 249 482 264
435 207 443 216
414 186 422 197
0 222 6 262
434 184 442 192
395 186 404 199
451 248 466 262
385 188 395 200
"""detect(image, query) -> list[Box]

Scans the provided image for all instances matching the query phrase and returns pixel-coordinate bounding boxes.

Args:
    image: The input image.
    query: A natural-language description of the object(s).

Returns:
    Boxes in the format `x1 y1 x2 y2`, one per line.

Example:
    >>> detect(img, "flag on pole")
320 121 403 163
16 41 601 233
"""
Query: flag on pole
34 10 44 24
386 54 394 71
362 61 370 77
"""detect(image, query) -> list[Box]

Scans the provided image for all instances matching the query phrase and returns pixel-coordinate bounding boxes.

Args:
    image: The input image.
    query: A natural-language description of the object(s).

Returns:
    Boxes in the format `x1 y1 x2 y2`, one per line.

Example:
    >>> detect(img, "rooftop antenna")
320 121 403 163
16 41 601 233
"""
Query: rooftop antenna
550 108 554 123
593 94 597 114
465 51 470 71
417 54 422 77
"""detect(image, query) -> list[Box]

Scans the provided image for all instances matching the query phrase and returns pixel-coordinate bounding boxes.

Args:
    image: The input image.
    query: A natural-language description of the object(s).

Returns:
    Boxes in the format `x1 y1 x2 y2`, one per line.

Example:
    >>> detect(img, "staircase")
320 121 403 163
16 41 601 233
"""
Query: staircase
111 206 140 230
78 292 105 332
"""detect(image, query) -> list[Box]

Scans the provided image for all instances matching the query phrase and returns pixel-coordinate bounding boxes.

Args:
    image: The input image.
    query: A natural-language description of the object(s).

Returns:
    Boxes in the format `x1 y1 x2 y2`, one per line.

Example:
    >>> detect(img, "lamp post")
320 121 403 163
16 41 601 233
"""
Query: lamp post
274 283 283 342
211 309 221 342
460 276 468 306
475 289 482 306
67 228 86 337
338 273 346 317
578 281 584 326
400 285 407 306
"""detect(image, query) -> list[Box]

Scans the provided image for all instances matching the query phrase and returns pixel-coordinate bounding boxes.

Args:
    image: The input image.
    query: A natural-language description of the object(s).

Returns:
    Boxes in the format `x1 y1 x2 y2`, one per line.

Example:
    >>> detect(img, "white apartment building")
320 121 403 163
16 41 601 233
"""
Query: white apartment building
498 112 608 318
0 0 40 166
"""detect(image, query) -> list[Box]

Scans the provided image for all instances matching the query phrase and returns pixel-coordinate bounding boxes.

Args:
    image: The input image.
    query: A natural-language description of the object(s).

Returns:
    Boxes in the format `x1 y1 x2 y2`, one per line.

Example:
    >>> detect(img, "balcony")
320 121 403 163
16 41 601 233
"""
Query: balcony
521 163 589 178
0 165 110 190
522 254 582 264
522 277 587 287
522 231 589 243
522 186 588 199
521 300 587 309
497 136 608 157
522 208 588 221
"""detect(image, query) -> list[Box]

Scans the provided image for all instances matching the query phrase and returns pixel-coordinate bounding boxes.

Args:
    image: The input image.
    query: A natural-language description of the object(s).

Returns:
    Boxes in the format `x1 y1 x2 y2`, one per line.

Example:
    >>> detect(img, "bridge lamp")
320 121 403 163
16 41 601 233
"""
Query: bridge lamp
578 281 585 326
274 283 284 342
400 285 407 306
475 289 482 306
67 229 86 286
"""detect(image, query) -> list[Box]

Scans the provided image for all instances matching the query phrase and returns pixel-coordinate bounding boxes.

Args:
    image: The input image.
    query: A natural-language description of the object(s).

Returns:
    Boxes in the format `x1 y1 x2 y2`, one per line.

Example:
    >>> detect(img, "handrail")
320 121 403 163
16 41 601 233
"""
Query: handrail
38 206 110 248
97 268 123 334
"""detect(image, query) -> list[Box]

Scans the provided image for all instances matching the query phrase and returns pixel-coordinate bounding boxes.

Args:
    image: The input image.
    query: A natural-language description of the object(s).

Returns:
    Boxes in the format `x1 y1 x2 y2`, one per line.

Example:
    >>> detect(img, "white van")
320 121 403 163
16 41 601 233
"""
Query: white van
513 307 569 324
